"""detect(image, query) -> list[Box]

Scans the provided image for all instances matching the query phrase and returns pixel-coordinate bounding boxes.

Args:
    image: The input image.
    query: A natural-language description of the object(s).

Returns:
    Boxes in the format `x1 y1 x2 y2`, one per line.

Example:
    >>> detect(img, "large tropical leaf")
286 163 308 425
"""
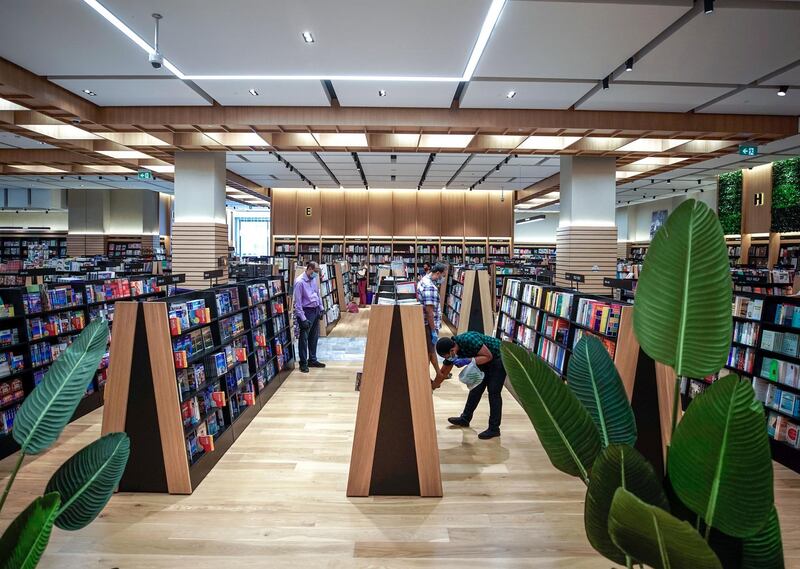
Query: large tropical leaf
633 199 732 378
567 336 636 447
585 444 669 565
741 506 784 569
609 488 722 569
668 374 773 538
13 318 109 454
0 493 61 569
45 432 130 531
501 341 602 482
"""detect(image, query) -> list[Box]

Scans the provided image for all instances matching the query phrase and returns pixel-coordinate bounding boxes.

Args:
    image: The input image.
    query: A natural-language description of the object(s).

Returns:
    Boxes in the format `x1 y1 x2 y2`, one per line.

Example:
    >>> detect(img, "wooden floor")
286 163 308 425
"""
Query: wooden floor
2 310 799 568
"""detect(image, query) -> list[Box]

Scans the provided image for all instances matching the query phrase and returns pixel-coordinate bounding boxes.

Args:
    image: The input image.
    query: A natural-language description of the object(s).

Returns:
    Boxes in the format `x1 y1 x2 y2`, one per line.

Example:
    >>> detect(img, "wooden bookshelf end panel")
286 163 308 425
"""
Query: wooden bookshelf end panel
101 301 138 435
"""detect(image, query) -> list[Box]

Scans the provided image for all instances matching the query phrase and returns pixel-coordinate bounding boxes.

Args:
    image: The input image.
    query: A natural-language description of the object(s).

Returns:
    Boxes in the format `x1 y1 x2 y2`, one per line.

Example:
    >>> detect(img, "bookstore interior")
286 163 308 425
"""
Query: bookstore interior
1 1 800 567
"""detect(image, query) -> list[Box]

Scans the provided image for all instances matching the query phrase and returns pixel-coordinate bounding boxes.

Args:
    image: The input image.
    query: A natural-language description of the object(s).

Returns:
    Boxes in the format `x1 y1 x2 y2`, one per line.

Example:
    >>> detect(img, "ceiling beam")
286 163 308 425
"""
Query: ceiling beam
90 105 797 136
515 174 560 204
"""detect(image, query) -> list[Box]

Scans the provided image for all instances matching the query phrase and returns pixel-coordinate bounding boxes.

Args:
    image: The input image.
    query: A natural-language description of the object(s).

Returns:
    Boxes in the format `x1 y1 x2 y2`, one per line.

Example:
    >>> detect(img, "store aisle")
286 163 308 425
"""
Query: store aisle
2 327 800 567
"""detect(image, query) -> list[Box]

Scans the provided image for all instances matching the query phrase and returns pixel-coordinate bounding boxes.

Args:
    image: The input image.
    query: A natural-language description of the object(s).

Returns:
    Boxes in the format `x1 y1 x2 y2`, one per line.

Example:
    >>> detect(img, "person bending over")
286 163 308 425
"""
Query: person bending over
434 332 505 440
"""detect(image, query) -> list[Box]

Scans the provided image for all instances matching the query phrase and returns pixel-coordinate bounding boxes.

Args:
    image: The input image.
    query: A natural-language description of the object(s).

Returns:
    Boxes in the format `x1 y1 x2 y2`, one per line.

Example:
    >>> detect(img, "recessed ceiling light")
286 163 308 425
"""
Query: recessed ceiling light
311 133 368 147
248 88 259 96
9 165 67 173
625 58 634 72
506 90 516 99
97 150 153 159
302 31 315 43
82 89 97 97
418 134 475 148
617 138 690 153
144 164 175 173
518 136 580 150
20 123 102 140
0 97 27 111
778 86 788 97
378 89 387 97
462 0 507 81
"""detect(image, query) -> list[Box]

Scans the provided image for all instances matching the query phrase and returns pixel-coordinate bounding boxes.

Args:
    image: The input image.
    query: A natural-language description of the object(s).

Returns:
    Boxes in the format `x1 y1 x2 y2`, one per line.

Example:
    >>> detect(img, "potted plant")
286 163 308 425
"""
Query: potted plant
0 319 130 569
502 199 783 568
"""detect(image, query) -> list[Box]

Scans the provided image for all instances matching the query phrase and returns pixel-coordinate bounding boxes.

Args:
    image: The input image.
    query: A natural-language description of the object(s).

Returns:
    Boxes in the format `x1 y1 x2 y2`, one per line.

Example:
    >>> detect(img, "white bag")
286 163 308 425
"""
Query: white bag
458 359 485 390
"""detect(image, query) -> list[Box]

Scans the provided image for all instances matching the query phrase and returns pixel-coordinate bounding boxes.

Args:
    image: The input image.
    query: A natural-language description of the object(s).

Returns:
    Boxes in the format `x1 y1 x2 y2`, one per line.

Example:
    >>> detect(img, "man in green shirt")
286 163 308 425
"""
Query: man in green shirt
434 332 505 439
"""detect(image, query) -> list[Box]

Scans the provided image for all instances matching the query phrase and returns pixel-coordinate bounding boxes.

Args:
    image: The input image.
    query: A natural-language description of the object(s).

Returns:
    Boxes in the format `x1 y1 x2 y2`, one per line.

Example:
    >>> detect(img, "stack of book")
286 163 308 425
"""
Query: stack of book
574 298 622 337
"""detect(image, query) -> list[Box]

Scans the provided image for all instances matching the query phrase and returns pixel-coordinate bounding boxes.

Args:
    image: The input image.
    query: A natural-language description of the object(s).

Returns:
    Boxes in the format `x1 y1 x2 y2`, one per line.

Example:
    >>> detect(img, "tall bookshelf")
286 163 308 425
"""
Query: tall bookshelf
488 238 512 262
392 241 416 272
417 243 439 266
368 241 392 282
0 235 67 262
320 239 343 265
101 276 295 493
443 267 493 335
685 292 800 473
441 240 464 265
319 262 341 335
464 240 487 265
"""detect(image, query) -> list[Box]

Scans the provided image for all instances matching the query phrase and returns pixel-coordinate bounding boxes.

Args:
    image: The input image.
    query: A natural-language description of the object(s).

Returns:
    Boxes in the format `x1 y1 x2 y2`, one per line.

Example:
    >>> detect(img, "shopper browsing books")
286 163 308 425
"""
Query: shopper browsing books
434 332 505 440
418 261 431 279
417 263 445 381
356 263 368 307
293 261 326 373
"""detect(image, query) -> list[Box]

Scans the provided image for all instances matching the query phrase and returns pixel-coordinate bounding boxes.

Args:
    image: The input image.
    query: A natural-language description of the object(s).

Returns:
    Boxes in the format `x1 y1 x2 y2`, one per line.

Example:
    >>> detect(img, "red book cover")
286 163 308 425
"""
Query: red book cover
174 351 188 369
198 434 215 452
235 347 248 362
255 334 266 347
211 391 226 407
204 307 212 323
275 343 283 356
243 392 255 406
169 317 182 336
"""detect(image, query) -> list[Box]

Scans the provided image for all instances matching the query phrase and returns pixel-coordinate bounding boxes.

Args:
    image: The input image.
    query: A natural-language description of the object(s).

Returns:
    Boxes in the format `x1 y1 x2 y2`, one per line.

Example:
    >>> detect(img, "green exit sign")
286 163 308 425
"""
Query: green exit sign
738 144 758 157
137 169 153 180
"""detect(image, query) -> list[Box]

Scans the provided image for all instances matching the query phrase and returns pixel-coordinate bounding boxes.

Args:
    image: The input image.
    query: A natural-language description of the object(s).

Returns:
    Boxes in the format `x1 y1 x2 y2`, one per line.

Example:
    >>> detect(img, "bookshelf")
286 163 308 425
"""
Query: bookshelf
0 274 172 460
495 278 674 471
319 262 341 335
107 240 142 258
629 244 648 261
297 238 321 265
778 241 800 270
0 235 68 262
320 239 343 265
443 267 493 335
464 241 487 265
441 240 464 265
684 292 800 473
513 243 556 260
392 241 416 272
101 276 295 493
368 242 392 282
488 238 512 262
417 243 439 266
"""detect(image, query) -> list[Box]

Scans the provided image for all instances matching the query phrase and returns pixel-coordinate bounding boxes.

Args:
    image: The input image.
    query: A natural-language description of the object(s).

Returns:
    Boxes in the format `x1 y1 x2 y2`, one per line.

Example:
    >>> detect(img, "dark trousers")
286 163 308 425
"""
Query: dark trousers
298 306 321 365
461 358 505 430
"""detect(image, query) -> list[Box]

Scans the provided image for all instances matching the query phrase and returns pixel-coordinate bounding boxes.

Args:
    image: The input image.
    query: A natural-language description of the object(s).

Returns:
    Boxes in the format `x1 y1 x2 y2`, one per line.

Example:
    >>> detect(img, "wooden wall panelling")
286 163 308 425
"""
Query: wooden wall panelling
555 226 618 294
297 189 321 235
464 191 488 237
742 163 773 235
368 190 393 236
320 189 346 236
441 191 465 237
393 190 417 237
171 222 229 289
345 189 369 236
488 191 512 237
416 191 441 236
272 189 298 236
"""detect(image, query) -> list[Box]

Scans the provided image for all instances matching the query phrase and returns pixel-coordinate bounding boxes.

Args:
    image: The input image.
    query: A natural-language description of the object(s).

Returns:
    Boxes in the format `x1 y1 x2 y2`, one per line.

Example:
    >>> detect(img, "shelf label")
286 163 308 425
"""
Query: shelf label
564 272 585 283
156 274 186 286
203 269 224 280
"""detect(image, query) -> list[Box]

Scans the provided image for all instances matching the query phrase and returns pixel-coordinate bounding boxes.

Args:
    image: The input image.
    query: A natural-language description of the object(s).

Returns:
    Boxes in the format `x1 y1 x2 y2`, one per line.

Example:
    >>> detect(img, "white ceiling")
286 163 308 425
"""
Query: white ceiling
0 0 796 114
0 132 56 149
52 78 210 106
475 0 692 79
698 87 800 115
0 174 173 192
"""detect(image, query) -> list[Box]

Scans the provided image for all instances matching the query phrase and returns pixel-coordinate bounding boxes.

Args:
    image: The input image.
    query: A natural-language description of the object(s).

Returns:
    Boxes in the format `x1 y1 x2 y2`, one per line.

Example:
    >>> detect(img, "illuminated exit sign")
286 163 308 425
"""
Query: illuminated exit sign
738 144 758 157
137 169 153 180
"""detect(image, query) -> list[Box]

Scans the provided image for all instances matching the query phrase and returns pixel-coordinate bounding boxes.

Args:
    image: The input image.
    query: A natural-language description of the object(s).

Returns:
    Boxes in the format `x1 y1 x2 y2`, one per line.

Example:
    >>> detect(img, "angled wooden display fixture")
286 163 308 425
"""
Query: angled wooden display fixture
347 305 442 497
102 277 295 494
444 268 494 335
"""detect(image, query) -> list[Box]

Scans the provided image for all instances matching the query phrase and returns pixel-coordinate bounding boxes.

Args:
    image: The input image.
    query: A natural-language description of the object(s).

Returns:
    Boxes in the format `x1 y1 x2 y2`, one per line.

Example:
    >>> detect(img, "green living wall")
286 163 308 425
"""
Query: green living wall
718 170 742 235
772 157 800 232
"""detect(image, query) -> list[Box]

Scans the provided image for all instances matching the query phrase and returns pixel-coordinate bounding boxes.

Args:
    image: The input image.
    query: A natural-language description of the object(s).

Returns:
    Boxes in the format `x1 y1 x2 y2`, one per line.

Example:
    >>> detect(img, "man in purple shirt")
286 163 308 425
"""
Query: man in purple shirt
294 261 326 373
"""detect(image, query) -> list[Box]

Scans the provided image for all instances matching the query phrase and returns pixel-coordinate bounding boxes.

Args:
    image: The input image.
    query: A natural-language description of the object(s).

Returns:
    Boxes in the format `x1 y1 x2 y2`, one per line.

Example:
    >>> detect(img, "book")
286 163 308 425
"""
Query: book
781 333 799 358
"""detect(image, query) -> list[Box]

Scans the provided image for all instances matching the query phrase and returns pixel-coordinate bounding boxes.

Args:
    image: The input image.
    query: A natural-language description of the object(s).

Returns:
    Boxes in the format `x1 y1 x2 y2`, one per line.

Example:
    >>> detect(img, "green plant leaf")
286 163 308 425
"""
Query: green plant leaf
13 319 109 454
742 506 784 569
668 374 773 538
501 341 601 483
0 492 61 569
633 199 732 378
585 445 669 565
45 432 130 531
609 488 722 569
567 335 636 447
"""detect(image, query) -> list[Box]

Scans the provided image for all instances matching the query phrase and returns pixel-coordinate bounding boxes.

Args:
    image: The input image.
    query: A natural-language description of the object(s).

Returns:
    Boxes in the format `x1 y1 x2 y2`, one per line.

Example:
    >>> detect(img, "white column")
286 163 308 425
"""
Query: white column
173 152 228 288
556 156 618 293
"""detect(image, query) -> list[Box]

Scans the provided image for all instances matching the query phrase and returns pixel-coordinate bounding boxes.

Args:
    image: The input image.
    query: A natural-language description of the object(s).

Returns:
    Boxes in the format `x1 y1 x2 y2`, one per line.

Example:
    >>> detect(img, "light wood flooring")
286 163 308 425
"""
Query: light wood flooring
1 310 799 568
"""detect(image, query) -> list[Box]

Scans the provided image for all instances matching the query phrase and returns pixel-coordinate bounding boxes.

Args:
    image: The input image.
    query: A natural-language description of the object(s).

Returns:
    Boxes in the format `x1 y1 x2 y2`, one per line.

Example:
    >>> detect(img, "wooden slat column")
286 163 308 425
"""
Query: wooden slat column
555 226 618 293
172 222 228 289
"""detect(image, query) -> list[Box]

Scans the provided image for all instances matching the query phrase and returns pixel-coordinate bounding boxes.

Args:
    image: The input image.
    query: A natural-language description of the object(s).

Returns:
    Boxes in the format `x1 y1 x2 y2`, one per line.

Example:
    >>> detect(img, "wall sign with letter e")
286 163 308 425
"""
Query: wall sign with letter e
306 207 312 217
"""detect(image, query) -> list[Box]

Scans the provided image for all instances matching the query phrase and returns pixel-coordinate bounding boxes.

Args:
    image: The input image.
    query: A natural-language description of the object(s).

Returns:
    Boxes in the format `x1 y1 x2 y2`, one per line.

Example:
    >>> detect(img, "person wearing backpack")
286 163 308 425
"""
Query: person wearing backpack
434 332 505 440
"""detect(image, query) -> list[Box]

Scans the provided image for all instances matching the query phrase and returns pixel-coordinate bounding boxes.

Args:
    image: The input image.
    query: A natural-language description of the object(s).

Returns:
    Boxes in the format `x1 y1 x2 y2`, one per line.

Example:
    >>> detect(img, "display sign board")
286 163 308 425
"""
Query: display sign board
137 169 153 180
564 272 585 283
305 207 312 217
156 274 186 286
738 144 758 157
203 269 224 280
603 277 636 291
18 268 56 276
